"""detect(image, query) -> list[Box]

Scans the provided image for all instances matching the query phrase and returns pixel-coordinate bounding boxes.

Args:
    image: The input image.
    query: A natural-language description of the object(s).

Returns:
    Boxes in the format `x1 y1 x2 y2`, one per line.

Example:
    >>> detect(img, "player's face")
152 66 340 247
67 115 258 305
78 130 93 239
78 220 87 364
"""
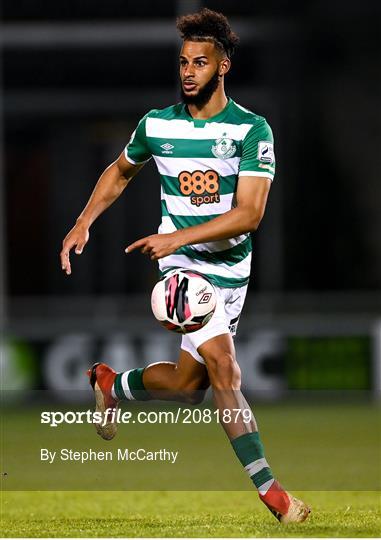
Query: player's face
179 41 222 105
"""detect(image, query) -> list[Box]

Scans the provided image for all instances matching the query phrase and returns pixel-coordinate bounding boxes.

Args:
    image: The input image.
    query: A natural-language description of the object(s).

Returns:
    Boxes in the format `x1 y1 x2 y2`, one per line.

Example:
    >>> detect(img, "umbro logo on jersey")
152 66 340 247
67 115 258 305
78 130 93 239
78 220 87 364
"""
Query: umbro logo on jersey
160 143 174 154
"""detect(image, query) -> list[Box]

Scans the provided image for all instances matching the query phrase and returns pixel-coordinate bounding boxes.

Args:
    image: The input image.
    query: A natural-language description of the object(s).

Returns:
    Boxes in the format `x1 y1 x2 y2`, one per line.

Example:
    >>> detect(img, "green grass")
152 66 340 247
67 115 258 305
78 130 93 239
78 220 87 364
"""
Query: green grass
1 490 380 537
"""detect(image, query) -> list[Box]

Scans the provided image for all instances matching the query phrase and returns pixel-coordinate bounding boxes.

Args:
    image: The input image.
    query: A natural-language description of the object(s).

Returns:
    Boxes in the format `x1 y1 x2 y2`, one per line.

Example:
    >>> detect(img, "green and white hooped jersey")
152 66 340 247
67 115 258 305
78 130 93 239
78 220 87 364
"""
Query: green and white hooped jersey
125 98 275 288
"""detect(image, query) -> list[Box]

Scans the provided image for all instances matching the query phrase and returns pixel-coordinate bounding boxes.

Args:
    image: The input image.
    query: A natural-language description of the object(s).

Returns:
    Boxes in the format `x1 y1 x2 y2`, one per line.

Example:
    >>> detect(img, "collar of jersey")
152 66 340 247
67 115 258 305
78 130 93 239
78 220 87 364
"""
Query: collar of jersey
183 97 233 128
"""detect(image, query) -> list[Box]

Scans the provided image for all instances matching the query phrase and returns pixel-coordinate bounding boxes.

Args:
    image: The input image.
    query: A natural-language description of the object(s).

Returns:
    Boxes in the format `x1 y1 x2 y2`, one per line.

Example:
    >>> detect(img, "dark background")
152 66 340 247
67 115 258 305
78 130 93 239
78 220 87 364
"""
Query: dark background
3 0 380 298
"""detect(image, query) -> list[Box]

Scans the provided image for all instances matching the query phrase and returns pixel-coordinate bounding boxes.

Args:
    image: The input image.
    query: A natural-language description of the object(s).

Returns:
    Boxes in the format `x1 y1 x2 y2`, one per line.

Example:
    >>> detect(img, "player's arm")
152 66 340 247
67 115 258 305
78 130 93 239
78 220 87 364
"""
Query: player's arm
60 152 143 275
127 176 271 259
177 175 271 242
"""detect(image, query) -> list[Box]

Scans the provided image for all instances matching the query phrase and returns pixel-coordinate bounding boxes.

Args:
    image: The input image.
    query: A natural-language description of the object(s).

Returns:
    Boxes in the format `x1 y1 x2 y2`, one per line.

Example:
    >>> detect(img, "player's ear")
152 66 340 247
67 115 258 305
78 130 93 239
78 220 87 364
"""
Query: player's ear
219 57 231 77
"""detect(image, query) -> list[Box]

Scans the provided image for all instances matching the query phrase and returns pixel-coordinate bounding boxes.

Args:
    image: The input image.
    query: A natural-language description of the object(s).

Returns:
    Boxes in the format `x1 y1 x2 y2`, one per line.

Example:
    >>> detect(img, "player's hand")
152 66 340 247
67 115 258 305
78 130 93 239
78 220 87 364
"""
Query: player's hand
126 233 181 260
60 222 90 275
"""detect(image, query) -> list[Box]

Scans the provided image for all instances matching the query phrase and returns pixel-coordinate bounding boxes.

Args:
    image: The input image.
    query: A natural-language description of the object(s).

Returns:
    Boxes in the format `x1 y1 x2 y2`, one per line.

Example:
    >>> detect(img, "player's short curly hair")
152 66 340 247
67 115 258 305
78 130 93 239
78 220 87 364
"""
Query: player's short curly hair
176 8 239 59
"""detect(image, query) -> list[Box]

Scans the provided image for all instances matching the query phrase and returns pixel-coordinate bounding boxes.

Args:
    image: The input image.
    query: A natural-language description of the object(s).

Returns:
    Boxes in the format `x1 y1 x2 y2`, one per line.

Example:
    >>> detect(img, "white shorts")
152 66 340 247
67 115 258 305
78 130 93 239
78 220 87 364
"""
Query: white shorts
181 285 248 364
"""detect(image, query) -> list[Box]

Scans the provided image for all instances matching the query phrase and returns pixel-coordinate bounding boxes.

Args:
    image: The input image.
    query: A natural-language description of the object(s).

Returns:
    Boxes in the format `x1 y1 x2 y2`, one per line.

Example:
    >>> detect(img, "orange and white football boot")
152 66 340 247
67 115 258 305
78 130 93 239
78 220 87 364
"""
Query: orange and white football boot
259 480 311 524
87 362 119 440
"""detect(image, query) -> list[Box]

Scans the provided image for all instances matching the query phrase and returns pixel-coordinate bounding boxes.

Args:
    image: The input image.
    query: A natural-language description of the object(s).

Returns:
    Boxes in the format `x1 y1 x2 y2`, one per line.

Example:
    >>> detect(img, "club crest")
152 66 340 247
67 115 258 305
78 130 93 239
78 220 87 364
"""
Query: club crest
211 133 236 159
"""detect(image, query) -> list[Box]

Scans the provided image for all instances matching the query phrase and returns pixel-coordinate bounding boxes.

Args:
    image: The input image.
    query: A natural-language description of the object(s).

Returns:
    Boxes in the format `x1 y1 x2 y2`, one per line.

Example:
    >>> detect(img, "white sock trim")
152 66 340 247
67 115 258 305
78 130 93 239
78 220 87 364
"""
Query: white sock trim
258 479 275 495
244 457 269 478
121 370 135 400
111 385 118 400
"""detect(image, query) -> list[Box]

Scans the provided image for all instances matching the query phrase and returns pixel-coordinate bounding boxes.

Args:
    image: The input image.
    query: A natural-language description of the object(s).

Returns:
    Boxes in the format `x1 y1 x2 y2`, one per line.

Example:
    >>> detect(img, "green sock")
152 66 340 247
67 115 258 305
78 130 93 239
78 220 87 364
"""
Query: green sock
113 368 150 401
231 432 274 492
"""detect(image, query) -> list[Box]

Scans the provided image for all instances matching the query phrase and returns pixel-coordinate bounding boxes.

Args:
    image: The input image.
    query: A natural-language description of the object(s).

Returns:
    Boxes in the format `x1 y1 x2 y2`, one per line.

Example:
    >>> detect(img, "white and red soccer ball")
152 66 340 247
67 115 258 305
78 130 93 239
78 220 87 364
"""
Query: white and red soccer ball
151 269 216 333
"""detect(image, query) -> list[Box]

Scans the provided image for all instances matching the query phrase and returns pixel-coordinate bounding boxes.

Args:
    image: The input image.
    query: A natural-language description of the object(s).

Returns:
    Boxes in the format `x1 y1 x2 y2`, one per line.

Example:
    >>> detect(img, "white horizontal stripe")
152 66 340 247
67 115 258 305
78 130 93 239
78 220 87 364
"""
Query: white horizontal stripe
158 215 177 234
245 457 269 478
192 234 249 252
159 251 252 279
162 191 233 217
146 117 253 141
239 170 274 180
187 236 250 259
121 370 135 401
154 155 240 177
158 216 249 253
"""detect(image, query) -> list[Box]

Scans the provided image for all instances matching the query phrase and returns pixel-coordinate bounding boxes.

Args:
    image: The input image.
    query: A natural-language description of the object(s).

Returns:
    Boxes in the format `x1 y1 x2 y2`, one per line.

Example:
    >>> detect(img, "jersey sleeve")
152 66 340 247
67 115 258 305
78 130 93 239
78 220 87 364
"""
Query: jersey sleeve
239 119 275 181
124 113 152 165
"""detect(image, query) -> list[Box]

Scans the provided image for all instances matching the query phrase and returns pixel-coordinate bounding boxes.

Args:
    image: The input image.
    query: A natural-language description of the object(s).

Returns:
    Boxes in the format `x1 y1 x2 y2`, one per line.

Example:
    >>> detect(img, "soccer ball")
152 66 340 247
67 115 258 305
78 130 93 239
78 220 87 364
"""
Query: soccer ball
151 269 217 333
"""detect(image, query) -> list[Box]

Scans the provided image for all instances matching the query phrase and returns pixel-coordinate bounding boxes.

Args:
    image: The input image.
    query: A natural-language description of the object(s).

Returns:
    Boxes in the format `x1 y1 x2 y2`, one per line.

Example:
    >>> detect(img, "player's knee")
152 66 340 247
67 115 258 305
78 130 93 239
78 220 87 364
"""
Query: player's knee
204 351 241 389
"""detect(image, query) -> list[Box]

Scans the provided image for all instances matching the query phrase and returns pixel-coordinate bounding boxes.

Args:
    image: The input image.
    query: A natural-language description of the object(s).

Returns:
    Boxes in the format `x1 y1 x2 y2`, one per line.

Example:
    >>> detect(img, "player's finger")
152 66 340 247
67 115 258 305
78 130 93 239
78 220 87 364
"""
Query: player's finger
125 241 138 253
125 238 147 253
150 247 162 260
141 244 153 255
60 249 67 268
152 250 164 260
60 250 72 275
75 241 86 255
61 238 76 258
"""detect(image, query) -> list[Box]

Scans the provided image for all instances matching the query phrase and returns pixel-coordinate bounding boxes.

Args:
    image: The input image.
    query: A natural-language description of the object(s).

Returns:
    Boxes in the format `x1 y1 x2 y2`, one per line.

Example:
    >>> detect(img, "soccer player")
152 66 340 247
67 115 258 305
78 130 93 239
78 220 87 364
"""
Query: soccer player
61 8 310 524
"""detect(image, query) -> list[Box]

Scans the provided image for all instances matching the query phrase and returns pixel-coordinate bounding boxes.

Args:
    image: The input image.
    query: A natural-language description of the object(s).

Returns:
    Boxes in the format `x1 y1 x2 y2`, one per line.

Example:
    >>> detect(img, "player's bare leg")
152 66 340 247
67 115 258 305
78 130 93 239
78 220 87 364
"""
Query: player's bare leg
87 349 209 439
142 349 209 403
198 333 311 524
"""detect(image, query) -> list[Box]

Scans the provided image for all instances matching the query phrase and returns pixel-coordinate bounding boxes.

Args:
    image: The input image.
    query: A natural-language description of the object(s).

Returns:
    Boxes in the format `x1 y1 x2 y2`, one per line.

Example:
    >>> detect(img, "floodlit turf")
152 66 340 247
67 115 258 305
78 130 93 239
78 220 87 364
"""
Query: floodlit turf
1 490 380 537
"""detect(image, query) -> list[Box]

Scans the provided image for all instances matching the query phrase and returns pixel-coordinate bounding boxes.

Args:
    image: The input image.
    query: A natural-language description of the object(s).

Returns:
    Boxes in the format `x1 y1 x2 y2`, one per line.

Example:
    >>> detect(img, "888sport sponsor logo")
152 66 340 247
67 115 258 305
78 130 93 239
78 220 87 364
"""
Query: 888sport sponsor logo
178 170 220 207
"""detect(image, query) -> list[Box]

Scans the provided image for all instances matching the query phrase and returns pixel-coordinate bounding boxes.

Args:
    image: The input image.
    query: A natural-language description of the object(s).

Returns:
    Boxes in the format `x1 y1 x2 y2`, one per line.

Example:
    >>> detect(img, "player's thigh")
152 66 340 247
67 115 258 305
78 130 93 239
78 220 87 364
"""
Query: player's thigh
176 347 209 389
181 285 247 365
197 333 240 386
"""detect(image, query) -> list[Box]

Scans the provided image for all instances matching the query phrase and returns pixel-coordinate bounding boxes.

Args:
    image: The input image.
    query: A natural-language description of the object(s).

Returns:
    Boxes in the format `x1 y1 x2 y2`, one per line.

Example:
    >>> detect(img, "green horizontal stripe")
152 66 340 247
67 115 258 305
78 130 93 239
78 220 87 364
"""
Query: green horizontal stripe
231 432 265 466
161 199 170 216
251 467 274 488
113 373 126 401
128 368 150 401
159 267 249 289
200 273 249 288
126 148 150 164
175 236 252 267
161 173 238 197
170 212 220 229
161 201 221 228
149 137 242 159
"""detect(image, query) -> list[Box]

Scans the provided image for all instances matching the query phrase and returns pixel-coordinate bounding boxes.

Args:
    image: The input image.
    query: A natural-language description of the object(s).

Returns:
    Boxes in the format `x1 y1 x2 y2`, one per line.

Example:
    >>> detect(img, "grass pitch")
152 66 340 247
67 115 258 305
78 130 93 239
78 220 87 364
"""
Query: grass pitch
2 490 380 537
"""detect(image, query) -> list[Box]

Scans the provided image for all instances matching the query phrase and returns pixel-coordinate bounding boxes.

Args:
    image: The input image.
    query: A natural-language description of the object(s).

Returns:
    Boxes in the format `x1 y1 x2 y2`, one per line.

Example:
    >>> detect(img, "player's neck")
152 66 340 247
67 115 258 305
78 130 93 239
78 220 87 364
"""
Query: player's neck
187 88 228 120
